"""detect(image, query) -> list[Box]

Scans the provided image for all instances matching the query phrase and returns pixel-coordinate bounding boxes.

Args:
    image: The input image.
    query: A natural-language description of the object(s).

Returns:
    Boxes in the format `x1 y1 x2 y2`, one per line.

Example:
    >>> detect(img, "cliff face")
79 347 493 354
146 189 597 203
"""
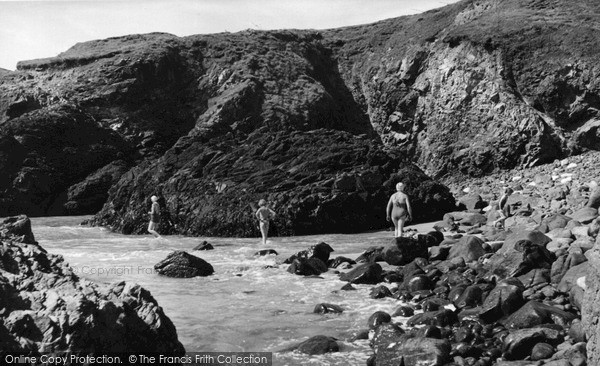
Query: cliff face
1 0 599 234
326 0 600 177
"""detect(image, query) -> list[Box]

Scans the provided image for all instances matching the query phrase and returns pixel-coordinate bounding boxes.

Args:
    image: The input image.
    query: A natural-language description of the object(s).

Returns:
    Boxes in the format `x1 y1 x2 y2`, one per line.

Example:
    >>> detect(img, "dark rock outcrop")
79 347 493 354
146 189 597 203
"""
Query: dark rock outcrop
0 30 456 235
0 215 37 245
0 216 185 354
154 250 214 277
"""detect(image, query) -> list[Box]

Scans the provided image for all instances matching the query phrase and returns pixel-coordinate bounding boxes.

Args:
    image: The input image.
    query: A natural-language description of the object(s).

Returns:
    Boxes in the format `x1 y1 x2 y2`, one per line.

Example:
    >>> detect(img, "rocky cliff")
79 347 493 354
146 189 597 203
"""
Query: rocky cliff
1 0 599 235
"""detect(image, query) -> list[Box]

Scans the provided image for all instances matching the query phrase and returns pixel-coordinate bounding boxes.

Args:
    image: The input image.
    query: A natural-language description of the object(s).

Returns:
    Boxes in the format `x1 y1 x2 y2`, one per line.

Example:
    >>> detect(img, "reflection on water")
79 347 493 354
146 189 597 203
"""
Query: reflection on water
34 217 416 366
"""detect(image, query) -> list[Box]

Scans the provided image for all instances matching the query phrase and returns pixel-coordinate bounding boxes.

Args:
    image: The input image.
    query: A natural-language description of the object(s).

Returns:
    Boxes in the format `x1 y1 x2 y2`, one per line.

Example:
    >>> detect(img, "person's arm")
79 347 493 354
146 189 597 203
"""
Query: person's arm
269 208 276 217
499 194 507 210
386 195 393 221
255 209 261 220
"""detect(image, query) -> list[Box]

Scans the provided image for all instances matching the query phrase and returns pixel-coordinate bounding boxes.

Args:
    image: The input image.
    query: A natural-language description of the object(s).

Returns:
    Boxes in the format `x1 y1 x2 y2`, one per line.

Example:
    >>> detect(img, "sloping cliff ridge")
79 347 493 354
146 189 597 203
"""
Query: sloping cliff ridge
1 0 599 235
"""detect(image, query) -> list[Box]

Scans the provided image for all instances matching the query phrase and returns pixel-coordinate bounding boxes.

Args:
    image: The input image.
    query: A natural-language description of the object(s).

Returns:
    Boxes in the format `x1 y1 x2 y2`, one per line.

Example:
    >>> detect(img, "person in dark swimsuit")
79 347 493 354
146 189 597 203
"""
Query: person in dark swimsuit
148 195 161 238
386 182 413 237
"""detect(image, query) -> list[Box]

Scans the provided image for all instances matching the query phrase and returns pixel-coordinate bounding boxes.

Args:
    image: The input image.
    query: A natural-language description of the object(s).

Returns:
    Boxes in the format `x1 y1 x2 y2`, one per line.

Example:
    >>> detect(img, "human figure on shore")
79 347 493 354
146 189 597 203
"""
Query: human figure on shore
386 182 413 237
499 187 514 217
256 199 276 245
493 187 514 228
148 195 161 238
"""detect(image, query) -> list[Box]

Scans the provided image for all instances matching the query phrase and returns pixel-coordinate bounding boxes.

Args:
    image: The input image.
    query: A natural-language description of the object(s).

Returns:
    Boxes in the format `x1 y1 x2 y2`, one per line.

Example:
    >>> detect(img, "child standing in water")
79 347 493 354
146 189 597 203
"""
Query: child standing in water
386 182 413 237
148 195 161 238
256 199 276 245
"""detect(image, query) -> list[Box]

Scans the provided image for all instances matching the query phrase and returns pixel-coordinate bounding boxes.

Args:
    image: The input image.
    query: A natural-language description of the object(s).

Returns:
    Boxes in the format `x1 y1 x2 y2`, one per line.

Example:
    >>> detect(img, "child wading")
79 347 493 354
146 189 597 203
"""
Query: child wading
148 195 161 238
255 199 276 245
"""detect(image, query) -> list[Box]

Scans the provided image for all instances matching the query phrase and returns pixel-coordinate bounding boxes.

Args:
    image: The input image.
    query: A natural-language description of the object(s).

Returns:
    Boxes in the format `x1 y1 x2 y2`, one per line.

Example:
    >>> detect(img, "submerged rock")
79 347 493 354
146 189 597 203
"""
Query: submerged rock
313 303 344 314
282 335 339 355
254 249 278 256
193 241 214 250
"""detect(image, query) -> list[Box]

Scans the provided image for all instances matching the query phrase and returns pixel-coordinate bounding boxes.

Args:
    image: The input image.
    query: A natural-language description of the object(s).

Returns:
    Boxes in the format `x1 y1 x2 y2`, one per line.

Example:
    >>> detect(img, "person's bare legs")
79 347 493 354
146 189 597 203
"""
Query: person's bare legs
392 217 407 237
397 217 406 237
259 221 269 245
148 222 160 238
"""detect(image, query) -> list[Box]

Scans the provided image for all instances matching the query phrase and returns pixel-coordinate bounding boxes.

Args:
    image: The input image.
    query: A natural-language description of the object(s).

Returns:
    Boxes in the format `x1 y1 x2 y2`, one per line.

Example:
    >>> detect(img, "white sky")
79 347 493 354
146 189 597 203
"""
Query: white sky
0 0 460 70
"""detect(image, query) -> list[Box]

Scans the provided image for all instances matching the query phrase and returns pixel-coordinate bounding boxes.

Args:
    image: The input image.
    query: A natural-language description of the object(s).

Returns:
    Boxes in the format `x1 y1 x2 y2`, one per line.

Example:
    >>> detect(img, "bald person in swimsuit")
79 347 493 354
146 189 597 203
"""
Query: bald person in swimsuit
386 182 413 237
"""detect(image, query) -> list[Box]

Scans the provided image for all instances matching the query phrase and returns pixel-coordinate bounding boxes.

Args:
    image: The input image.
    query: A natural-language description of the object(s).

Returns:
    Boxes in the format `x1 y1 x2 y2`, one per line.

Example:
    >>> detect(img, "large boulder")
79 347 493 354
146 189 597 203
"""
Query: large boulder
480 278 525 323
502 301 576 329
382 236 428 265
457 193 486 211
339 263 383 284
485 229 552 277
557 262 589 293
285 242 334 275
287 257 328 276
447 235 485 262
154 251 214 278
541 213 572 231
0 216 185 354
502 327 564 361
570 207 598 225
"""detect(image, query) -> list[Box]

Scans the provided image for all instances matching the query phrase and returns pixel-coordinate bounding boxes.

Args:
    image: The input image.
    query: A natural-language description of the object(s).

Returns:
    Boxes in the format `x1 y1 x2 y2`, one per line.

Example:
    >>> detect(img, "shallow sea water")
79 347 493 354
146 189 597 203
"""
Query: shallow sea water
34 217 429 366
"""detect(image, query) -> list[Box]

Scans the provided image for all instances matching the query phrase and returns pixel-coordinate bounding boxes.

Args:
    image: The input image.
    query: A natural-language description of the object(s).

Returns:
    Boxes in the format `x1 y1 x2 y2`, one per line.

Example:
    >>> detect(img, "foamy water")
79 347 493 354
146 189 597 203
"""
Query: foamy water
34 217 420 366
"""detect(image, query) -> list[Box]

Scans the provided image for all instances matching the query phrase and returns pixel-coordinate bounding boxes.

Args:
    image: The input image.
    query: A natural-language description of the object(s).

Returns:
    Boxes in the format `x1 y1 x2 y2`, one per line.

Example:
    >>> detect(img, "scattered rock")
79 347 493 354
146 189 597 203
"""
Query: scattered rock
313 303 343 314
193 241 214 251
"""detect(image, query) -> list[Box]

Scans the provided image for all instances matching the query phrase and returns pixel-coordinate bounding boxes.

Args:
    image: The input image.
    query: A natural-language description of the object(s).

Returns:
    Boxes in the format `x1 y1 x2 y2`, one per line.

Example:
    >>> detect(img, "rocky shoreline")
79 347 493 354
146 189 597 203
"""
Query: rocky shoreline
0 215 184 356
274 154 599 366
1 151 599 365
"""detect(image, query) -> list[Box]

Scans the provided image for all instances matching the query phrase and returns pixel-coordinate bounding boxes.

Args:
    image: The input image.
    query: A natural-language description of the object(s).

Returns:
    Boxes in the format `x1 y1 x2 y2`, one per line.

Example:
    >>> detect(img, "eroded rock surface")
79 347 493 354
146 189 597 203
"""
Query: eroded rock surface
0 216 185 354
